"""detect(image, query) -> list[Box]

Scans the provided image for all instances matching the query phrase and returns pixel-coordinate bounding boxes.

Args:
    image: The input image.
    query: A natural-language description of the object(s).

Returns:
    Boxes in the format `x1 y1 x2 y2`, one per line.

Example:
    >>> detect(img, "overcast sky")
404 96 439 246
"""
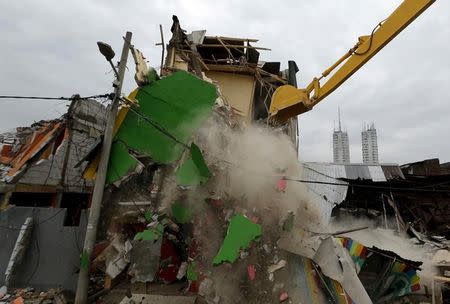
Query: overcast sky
0 0 448 164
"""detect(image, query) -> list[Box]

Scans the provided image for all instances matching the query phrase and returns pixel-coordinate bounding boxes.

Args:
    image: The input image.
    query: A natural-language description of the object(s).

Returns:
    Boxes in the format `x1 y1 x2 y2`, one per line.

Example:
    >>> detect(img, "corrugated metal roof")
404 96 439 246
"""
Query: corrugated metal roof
345 165 371 180
368 166 387 182
382 165 405 180
302 162 404 181
301 163 348 223
303 163 346 179
298 162 404 223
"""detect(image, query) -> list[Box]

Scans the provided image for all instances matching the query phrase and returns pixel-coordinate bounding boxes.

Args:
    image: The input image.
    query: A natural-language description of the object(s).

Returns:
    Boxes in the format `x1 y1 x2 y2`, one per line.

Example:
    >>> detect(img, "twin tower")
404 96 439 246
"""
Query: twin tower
333 109 379 164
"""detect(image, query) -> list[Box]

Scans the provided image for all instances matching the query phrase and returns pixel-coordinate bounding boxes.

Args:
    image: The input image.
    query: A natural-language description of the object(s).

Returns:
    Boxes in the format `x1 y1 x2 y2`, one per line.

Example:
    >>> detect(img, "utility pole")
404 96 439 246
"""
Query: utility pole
74 31 132 304
155 24 165 76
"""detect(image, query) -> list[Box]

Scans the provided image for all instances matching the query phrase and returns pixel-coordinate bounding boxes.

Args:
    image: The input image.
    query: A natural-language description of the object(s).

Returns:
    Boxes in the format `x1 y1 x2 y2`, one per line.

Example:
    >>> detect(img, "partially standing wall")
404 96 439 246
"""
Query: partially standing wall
0 206 86 292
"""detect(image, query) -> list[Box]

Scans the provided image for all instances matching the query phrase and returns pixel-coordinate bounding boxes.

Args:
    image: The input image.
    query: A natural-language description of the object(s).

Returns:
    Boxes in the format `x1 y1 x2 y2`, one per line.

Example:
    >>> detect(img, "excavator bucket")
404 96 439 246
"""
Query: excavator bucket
269 85 311 122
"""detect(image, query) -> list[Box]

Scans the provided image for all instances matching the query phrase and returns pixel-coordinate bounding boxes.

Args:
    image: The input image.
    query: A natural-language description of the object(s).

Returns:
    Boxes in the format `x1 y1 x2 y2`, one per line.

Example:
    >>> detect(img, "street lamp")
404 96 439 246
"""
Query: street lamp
97 41 119 79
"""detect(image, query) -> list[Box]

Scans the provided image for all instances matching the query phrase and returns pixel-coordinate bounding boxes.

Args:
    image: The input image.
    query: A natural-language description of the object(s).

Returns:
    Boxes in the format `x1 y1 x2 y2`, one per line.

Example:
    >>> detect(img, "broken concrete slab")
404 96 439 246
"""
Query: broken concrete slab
128 239 162 283
432 249 450 266
106 141 144 186
106 71 218 184
176 143 211 186
213 214 262 265
119 294 197 304
277 228 321 259
267 259 287 274
99 71 218 184
104 237 132 279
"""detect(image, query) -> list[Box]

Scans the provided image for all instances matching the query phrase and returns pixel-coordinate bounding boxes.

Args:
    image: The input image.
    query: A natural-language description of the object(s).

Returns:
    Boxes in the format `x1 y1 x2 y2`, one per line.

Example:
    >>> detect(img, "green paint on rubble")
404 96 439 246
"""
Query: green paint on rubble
213 214 262 265
106 71 217 184
176 144 210 186
172 201 192 224
134 227 163 241
80 251 90 269
144 210 153 222
147 68 159 83
156 223 164 234
187 262 199 281
106 141 140 185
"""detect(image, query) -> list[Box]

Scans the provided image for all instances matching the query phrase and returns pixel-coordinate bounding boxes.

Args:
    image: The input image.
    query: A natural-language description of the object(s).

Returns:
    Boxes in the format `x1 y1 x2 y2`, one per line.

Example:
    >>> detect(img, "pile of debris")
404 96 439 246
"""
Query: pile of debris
0 287 67 304
1 16 449 304
85 17 445 303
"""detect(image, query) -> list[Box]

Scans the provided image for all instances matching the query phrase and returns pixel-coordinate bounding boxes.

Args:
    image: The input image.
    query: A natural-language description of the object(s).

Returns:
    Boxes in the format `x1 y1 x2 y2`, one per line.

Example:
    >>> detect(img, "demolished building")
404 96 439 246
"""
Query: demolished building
82 17 448 304
0 98 106 211
1 15 449 304
0 98 106 292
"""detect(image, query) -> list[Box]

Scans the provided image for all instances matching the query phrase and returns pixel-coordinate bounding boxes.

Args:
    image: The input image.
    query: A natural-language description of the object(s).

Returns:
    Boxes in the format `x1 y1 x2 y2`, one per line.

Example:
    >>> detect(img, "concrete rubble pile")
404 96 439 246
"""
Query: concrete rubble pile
0 287 67 304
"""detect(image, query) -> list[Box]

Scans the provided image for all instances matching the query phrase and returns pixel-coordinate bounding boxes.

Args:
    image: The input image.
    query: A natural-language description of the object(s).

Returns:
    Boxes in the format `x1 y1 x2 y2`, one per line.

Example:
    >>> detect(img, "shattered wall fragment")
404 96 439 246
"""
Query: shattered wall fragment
105 71 217 184
213 214 262 265
0 206 87 292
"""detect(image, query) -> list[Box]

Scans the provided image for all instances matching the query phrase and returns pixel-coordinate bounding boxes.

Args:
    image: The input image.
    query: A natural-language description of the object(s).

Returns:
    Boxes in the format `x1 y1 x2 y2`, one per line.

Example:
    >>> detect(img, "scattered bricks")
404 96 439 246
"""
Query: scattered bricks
276 179 287 192
249 215 259 224
247 265 256 281
12 297 24 304
279 292 289 302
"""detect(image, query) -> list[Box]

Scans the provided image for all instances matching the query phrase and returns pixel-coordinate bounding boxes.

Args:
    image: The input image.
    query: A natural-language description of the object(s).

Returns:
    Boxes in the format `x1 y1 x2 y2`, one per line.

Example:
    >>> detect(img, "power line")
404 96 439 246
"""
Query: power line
283 177 450 193
0 93 113 101
124 102 189 148
0 208 66 231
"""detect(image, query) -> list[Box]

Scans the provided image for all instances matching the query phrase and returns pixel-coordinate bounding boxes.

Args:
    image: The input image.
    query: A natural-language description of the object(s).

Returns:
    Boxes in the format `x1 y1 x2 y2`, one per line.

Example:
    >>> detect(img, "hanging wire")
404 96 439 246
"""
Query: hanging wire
0 93 113 101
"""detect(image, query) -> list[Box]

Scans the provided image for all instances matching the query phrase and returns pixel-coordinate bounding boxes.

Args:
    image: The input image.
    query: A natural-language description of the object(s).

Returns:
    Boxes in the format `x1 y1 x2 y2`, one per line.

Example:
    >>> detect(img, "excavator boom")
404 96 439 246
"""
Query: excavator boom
270 0 435 122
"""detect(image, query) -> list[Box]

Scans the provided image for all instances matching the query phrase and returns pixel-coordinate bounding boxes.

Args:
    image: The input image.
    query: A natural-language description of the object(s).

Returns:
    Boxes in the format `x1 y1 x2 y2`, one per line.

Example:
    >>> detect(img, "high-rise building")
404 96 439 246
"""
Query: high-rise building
362 123 379 164
333 108 350 163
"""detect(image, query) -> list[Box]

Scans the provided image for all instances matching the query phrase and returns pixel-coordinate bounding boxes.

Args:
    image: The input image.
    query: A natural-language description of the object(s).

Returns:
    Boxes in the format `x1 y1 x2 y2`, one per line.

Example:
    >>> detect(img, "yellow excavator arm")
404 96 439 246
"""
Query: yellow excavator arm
269 0 435 122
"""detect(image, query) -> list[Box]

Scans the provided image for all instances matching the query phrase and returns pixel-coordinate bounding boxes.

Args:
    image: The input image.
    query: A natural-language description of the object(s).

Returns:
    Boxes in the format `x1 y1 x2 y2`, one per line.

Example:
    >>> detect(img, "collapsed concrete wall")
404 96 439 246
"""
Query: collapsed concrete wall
0 206 86 292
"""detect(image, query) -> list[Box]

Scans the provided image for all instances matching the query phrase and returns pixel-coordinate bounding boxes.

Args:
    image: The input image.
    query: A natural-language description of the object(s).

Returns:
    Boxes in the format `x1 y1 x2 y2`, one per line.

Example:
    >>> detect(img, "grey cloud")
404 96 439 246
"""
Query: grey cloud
0 0 448 164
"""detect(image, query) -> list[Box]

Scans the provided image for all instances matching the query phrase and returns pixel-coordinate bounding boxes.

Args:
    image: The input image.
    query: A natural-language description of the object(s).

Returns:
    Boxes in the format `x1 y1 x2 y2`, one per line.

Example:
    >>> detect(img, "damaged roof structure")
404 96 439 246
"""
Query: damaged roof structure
0 98 106 193
1 14 449 304
0 98 107 296
330 158 450 240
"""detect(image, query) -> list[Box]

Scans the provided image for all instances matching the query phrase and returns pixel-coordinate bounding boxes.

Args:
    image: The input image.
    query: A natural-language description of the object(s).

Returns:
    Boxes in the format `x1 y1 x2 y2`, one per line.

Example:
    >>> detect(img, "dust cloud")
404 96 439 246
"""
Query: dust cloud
195 116 319 225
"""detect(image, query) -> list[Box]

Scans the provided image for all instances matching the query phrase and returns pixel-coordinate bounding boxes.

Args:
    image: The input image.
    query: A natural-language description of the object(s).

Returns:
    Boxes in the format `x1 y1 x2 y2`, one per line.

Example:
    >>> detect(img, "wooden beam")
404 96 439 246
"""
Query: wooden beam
15 183 57 193
206 36 259 43
216 37 236 60
205 64 256 75
197 44 271 51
